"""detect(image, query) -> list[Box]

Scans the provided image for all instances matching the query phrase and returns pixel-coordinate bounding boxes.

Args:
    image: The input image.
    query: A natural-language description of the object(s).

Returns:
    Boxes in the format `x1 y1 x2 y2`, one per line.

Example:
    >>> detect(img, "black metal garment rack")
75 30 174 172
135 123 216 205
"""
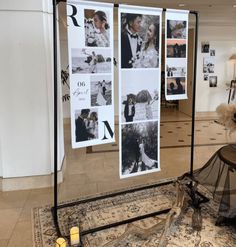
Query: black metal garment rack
52 0 199 242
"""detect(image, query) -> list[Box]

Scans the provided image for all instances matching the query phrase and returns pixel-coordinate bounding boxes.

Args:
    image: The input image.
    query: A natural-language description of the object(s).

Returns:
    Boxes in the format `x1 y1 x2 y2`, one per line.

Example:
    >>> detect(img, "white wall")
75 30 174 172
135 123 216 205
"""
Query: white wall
0 0 64 178
196 25 236 112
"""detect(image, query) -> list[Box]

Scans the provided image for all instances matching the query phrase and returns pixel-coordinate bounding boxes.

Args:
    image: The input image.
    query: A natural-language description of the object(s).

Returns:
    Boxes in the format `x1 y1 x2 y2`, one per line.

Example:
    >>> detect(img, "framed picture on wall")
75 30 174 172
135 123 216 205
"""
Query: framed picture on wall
209 76 217 87
203 57 214 73
210 49 215 56
201 41 210 53
204 74 209 81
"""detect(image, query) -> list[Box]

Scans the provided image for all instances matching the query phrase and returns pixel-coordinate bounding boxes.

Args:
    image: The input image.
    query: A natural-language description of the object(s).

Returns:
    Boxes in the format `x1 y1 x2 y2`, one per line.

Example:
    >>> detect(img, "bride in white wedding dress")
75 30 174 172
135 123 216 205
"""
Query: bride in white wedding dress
139 140 157 169
133 23 159 68
96 82 107 106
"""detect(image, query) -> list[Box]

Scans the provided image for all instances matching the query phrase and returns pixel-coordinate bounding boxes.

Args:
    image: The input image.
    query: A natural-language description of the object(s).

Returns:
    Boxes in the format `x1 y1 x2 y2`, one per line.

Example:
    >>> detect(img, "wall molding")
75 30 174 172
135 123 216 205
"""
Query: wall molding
0 155 66 191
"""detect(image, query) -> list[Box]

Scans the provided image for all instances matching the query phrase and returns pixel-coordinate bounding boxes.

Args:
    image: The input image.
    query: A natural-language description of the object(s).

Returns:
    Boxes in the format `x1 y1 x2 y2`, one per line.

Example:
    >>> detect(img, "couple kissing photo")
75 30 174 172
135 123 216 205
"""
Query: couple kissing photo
75 109 98 143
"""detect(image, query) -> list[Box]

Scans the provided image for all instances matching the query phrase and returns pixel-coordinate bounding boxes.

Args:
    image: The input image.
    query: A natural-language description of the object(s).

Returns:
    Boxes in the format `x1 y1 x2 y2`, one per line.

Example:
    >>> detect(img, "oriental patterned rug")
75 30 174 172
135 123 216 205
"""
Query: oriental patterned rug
32 180 236 247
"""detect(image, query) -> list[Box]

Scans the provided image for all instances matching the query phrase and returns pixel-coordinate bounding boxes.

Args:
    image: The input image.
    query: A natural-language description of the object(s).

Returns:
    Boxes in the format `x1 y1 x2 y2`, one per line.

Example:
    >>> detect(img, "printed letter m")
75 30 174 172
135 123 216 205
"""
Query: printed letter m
102 121 114 140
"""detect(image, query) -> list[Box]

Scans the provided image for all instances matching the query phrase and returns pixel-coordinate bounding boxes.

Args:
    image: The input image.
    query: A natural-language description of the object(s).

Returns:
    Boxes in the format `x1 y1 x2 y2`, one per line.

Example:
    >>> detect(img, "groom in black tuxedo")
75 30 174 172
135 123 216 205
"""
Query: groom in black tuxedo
121 13 143 68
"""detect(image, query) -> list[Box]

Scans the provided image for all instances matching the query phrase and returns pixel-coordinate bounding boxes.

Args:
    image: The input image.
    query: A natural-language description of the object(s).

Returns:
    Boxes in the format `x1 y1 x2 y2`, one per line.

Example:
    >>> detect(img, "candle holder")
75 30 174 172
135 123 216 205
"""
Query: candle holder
56 237 67 247
70 226 82 247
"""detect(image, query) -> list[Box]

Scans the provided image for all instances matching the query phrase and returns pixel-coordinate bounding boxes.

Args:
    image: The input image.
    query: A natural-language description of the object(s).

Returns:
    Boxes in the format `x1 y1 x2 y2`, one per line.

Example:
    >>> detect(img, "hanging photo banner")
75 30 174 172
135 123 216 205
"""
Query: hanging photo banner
165 9 189 100
118 5 162 178
67 0 115 148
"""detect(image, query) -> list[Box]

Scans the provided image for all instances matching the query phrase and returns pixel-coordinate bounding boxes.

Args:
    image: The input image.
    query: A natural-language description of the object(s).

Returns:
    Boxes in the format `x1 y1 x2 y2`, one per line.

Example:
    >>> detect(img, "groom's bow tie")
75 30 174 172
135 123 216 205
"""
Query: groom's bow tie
129 33 138 39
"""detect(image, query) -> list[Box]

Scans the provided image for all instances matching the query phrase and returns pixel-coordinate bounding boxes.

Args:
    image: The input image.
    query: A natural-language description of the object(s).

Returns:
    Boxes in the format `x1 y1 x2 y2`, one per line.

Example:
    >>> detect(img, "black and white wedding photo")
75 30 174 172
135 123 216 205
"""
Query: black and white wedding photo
71 48 112 74
204 74 209 81
84 9 110 47
120 12 160 68
209 76 217 87
201 41 210 53
75 108 98 142
210 49 215 56
121 70 159 123
203 57 214 73
166 59 186 77
167 77 186 95
167 39 186 58
90 75 112 106
121 121 158 177
167 20 187 39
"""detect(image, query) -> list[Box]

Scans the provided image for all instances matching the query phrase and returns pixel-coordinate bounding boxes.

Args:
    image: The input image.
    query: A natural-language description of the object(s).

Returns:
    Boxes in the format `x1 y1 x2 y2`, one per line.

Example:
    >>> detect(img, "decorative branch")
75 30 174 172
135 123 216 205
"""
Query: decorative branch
159 181 186 247
61 66 70 102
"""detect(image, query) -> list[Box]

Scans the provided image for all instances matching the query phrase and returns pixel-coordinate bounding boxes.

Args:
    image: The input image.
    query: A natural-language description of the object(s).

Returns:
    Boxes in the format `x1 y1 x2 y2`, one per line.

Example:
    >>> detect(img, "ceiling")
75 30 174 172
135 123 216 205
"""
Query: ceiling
59 0 236 25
